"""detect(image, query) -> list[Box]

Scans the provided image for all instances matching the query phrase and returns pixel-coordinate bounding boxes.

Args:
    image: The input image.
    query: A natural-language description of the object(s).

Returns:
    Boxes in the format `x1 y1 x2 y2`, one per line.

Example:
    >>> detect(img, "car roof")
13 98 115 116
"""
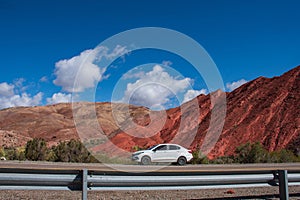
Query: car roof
157 143 181 146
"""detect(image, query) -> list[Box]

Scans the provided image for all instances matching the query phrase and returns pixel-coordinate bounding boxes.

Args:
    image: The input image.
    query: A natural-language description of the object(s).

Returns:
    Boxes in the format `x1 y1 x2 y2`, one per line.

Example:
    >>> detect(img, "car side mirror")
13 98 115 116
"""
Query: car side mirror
152 149 156 152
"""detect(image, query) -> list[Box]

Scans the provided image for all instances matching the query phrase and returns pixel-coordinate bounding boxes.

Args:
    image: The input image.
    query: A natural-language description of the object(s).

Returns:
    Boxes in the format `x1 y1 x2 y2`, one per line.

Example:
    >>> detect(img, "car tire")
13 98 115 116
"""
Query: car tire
177 156 187 166
141 156 151 165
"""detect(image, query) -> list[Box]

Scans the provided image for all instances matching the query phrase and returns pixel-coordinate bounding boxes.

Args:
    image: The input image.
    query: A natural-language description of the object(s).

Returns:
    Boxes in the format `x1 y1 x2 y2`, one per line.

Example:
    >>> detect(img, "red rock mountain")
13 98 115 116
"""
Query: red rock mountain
0 66 299 158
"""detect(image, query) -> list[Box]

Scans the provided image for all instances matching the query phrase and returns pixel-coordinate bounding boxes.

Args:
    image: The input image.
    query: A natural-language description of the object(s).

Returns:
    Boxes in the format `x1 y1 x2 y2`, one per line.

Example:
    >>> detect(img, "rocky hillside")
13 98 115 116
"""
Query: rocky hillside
0 66 299 158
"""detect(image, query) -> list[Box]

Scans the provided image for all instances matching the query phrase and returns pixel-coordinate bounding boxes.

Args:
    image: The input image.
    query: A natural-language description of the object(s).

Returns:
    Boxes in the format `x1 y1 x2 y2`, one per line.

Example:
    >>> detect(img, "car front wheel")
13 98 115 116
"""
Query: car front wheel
141 156 151 165
177 156 187 166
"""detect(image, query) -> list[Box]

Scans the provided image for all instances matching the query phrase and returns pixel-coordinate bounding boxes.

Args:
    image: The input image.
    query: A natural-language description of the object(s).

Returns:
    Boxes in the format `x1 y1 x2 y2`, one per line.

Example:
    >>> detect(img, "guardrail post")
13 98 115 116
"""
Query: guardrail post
82 169 88 200
278 170 289 200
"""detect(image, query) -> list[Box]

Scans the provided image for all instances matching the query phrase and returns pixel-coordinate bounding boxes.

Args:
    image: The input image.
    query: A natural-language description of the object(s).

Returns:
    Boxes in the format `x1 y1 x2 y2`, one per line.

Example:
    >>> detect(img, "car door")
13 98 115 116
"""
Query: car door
151 144 168 162
165 145 181 162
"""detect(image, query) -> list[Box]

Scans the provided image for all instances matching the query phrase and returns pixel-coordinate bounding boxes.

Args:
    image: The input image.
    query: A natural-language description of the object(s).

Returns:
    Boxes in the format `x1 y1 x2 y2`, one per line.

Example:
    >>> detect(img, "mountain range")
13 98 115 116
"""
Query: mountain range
0 66 299 158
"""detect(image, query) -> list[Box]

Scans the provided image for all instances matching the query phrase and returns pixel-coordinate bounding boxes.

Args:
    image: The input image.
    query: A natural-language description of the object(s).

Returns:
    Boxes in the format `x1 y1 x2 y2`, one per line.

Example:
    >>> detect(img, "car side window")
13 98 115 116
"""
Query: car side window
169 145 180 150
155 145 167 151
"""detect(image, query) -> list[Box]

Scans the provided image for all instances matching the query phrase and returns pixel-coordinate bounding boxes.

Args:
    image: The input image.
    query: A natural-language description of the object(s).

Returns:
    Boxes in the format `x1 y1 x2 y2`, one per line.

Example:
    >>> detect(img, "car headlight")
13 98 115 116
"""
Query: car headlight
133 152 144 156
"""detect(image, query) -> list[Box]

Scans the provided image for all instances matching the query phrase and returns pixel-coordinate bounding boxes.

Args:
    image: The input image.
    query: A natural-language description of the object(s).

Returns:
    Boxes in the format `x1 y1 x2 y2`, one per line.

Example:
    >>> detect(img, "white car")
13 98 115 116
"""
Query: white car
132 144 193 165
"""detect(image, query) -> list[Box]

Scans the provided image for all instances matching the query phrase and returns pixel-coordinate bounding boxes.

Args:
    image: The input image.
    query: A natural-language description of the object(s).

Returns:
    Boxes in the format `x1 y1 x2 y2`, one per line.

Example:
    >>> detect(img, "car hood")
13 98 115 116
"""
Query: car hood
132 150 151 155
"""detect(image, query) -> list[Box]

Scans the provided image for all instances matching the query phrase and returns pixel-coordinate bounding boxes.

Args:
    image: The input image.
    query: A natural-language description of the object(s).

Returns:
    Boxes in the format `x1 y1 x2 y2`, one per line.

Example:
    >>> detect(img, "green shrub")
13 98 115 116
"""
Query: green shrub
234 142 268 163
54 139 98 163
268 149 299 163
0 148 5 157
46 148 58 162
25 138 48 161
211 155 235 164
3 147 18 160
191 149 210 164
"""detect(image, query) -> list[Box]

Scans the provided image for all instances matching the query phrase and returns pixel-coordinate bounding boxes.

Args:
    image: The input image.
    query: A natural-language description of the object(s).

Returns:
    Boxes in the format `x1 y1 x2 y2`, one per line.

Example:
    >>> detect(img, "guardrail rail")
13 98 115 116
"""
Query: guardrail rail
0 165 299 200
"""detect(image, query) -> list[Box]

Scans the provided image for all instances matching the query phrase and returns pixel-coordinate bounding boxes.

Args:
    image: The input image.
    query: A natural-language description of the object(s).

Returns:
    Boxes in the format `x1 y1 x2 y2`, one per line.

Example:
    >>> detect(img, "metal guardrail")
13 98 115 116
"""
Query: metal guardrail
0 167 299 200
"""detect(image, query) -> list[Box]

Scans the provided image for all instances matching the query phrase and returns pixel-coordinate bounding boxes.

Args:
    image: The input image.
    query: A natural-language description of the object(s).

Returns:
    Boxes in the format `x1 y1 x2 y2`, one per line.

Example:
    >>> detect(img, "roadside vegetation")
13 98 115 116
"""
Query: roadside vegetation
0 139 299 164
0 138 99 163
192 141 300 164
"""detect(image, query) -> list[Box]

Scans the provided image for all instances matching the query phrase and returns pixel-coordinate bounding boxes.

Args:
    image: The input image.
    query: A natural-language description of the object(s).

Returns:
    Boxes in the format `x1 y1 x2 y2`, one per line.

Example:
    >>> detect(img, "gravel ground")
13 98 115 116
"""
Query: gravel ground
0 186 299 200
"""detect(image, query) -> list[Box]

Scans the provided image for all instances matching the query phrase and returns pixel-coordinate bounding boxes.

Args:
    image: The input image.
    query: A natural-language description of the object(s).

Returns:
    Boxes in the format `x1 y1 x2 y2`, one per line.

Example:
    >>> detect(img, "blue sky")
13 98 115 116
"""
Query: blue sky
0 0 299 110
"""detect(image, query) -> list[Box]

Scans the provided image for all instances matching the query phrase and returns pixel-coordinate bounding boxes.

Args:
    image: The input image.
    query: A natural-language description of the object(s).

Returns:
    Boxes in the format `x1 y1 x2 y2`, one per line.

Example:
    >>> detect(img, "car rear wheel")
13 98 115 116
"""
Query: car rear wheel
141 156 151 165
177 156 187 166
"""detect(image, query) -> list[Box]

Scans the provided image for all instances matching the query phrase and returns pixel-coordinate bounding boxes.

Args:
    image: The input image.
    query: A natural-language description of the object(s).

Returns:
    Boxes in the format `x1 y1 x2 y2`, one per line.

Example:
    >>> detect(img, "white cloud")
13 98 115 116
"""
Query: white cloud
53 48 102 93
162 60 172 67
13 78 25 87
0 82 15 97
122 71 145 80
39 76 48 82
120 65 192 108
0 81 43 110
104 45 128 60
53 45 128 93
183 89 208 103
10 93 43 107
226 79 248 91
46 92 72 105
13 78 28 92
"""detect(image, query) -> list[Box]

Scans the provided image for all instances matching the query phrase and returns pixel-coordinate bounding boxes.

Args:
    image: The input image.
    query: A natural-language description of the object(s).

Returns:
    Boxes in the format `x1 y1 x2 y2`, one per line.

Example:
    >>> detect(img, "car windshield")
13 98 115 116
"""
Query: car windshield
147 145 158 150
